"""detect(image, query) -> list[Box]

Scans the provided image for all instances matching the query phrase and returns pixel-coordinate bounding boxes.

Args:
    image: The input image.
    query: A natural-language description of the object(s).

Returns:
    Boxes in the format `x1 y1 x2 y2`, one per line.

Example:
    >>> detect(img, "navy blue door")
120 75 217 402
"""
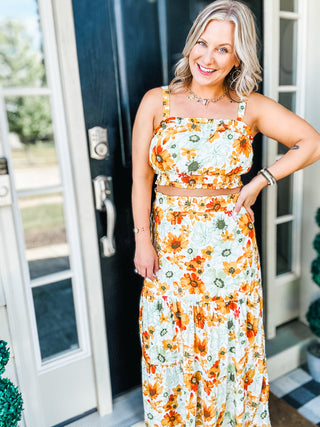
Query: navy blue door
72 0 263 398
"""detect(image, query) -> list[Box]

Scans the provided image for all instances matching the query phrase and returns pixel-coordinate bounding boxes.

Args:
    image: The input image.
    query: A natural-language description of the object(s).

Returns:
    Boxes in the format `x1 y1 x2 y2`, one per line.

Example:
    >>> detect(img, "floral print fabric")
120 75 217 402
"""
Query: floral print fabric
139 87 271 426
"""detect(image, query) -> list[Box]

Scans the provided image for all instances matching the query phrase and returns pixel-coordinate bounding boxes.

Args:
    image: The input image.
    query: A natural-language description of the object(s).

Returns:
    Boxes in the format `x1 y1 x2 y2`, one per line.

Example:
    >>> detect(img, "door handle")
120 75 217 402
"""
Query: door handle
93 176 116 257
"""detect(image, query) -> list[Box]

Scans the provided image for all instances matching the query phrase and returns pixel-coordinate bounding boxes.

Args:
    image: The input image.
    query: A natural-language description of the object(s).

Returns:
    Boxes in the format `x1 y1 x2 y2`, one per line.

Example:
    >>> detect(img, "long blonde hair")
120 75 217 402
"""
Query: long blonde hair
169 0 262 99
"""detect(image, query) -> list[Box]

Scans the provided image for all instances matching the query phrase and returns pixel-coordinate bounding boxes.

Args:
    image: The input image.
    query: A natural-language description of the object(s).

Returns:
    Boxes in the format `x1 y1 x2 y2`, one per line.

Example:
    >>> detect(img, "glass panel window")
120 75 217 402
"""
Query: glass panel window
0 0 46 88
32 279 79 361
276 221 293 275
5 95 61 191
277 175 293 217
280 0 297 12
19 193 70 279
279 92 296 112
279 19 297 86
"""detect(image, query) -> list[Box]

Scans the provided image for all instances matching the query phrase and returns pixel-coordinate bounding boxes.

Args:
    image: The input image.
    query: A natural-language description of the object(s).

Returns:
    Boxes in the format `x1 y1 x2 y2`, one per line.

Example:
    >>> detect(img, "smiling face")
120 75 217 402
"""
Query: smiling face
189 19 240 94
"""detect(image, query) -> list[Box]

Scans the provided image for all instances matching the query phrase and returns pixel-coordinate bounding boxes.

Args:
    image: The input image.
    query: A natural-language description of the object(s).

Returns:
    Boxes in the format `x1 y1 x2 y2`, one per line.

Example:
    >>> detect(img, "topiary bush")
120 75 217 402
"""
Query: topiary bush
0 341 23 426
307 208 320 361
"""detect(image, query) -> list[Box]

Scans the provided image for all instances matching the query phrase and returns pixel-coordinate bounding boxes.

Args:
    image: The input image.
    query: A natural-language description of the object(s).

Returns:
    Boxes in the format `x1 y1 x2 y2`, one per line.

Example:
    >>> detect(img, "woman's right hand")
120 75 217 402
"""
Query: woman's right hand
134 239 159 280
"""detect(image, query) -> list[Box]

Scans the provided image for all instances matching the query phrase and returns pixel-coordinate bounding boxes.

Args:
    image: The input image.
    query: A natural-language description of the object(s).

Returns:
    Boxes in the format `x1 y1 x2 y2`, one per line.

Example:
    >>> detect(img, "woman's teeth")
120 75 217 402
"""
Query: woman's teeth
198 64 215 73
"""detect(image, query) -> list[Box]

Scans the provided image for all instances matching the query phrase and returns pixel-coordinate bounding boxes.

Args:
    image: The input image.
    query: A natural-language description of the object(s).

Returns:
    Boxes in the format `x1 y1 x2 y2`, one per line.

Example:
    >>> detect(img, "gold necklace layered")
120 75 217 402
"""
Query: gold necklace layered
186 87 226 106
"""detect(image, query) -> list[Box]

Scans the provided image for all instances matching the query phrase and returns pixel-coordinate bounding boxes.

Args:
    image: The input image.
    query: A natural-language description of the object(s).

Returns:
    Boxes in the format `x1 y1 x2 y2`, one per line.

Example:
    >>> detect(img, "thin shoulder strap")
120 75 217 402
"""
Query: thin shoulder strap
236 100 247 121
162 85 170 120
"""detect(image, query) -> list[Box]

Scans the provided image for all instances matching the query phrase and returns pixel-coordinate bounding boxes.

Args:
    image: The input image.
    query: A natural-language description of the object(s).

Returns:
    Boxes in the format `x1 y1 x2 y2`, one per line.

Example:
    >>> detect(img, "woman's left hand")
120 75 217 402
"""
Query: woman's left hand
233 175 267 222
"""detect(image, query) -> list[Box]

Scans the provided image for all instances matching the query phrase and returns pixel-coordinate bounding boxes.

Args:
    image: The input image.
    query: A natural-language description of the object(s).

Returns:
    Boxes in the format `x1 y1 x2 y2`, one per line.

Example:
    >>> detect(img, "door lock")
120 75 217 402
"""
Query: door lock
88 126 109 160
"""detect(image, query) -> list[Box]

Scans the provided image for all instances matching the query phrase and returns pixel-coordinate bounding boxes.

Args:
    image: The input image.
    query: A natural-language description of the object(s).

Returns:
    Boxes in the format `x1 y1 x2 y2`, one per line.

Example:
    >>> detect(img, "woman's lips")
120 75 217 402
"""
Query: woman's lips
197 63 215 75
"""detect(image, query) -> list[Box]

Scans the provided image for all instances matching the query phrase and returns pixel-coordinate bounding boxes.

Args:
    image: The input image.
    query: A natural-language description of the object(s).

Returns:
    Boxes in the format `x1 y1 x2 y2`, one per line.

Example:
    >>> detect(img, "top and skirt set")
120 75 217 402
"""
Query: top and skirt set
139 87 271 426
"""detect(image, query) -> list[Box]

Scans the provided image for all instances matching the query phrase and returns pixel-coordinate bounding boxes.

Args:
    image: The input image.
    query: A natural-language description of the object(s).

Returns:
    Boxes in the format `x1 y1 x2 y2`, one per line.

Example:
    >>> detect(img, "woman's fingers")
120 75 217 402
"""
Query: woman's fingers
245 206 255 223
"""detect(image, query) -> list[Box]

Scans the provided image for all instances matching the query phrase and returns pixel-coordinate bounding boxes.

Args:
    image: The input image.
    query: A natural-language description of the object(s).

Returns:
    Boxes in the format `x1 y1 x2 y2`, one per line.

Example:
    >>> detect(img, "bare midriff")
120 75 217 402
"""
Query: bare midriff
155 185 242 197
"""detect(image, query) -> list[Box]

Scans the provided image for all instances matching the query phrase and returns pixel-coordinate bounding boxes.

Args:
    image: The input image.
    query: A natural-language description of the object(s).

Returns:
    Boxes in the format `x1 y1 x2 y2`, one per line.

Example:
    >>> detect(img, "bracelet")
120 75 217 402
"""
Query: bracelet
258 168 277 186
133 226 146 234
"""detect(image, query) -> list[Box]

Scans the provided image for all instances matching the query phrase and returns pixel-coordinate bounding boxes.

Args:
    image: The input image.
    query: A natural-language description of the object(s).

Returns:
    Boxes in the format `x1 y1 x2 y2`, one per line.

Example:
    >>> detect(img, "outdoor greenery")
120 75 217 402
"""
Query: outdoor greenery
0 341 23 426
306 208 320 342
0 20 52 144
21 201 64 232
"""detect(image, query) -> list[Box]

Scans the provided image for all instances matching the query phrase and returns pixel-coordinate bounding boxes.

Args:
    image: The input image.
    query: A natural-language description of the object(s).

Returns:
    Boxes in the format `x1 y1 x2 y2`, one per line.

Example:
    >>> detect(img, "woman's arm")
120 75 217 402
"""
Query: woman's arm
132 88 161 279
234 93 320 220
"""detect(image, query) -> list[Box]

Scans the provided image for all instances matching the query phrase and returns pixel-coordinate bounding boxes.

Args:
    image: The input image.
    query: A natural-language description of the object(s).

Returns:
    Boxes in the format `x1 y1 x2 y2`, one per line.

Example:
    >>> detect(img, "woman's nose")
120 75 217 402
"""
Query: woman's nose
201 49 216 66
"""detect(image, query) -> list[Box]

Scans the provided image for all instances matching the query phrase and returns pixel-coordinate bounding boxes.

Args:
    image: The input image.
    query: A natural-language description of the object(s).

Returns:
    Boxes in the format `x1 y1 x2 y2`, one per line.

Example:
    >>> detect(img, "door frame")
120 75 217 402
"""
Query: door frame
0 0 112 424
52 0 112 415
262 0 307 339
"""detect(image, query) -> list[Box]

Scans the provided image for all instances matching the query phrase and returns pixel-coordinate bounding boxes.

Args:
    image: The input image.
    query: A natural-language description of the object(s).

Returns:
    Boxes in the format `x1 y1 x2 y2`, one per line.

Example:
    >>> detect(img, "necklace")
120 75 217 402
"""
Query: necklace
186 87 226 106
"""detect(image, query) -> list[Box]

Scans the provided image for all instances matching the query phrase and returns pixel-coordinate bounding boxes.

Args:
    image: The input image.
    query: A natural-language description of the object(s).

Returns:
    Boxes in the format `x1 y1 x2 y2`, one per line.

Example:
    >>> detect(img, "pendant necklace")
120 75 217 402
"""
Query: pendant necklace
186 87 226 106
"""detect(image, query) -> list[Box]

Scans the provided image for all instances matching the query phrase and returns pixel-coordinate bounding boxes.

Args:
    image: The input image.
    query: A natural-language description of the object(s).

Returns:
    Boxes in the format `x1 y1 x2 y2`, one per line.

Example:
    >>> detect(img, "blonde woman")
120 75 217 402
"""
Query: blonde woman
132 0 320 425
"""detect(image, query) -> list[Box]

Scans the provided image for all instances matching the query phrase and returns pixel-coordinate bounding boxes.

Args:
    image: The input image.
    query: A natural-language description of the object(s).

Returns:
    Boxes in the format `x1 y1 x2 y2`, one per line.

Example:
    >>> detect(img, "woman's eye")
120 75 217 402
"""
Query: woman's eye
218 47 228 53
197 40 206 46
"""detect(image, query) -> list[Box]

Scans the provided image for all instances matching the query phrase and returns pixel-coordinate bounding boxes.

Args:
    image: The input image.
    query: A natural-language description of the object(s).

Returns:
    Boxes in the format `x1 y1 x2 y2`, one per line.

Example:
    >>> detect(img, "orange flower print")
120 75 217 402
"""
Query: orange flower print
246 312 259 344
201 245 214 259
162 339 178 352
161 410 183 426
170 302 190 330
223 261 241 277
205 198 227 212
151 144 174 171
163 393 178 411
243 368 255 390
179 172 204 188
218 346 227 359
143 380 163 400
140 94 270 425
194 306 206 329
260 376 269 403
194 335 208 356
208 360 220 381
163 232 188 253
202 401 217 423
181 147 196 160
166 211 187 225
238 213 255 239
203 379 215 395
172 384 183 396
185 371 202 392
221 230 235 241
185 255 205 274
181 273 205 294
153 208 163 227
234 135 252 158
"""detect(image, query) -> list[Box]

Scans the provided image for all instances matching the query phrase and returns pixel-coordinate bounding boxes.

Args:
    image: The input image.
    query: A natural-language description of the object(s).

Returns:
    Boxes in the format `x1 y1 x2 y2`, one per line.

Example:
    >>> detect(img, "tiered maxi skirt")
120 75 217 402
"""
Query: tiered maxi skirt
139 190 271 427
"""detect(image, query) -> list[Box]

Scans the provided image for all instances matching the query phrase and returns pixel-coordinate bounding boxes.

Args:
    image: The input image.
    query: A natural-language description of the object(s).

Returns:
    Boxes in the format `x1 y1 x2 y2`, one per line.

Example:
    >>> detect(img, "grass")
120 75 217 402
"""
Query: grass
21 202 64 232
12 141 58 167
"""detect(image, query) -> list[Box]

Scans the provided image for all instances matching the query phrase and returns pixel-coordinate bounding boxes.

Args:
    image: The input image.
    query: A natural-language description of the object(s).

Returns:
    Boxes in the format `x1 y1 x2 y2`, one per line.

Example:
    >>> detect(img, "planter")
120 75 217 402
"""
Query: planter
307 340 320 382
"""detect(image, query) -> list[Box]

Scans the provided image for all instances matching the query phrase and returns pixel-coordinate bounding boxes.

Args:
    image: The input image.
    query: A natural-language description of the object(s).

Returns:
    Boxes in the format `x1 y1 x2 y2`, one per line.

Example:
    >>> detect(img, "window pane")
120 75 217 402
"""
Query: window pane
5 95 61 191
277 175 293 216
0 0 46 87
280 0 297 12
276 221 293 275
19 193 70 279
32 279 79 361
279 19 297 86
279 92 296 112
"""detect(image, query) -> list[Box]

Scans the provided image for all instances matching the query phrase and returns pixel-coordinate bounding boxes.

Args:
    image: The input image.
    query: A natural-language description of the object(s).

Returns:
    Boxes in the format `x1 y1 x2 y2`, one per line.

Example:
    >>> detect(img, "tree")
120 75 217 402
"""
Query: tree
0 20 52 144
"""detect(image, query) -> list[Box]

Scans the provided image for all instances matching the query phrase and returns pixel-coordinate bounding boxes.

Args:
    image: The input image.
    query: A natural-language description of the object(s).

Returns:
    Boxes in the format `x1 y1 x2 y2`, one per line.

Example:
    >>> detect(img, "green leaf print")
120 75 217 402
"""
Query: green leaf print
187 160 200 172
189 135 200 142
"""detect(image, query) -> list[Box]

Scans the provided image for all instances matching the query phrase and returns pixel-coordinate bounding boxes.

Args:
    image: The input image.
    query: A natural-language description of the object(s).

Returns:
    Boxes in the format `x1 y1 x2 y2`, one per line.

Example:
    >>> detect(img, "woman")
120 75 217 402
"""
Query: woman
131 0 320 425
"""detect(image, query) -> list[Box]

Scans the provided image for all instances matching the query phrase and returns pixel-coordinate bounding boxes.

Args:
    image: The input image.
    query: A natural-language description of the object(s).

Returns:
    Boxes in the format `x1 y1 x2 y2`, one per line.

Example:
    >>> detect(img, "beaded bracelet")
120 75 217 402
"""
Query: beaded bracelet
258 168 277 186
